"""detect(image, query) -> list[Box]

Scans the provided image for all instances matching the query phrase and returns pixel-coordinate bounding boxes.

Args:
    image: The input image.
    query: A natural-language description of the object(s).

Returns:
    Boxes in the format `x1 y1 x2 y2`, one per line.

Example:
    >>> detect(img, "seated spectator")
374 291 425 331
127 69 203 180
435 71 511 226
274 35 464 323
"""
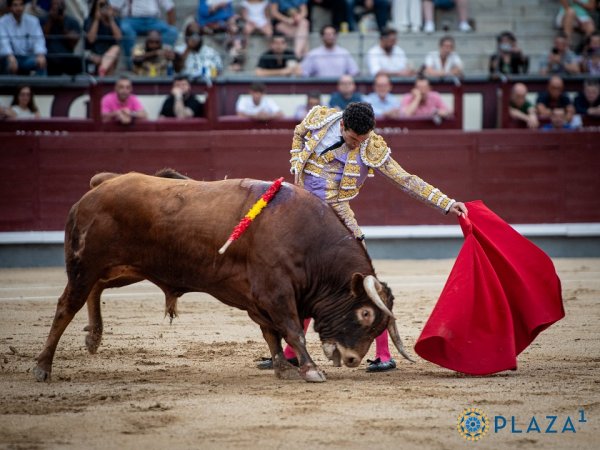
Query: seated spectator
574 78 600 117
363 73 400 118
0 0 47 75
255 33 301 76
301 25 359 77
399 76 451 119
83 0 122 77
10 85 41 119
540 34 580 75
241 0 272 38
101 76 148 124
423 0 472 34
366 27 414 77
0 100 17 120
197 0 246 71
41 0 82 76
270 0 310 59
159 75 204 119
132 30 175 77
352 0 392 33
294 90 321 119
508 83 539 129
580 32 600 73
489 31 529 76
581 31 600 55
110 0 178 70
175 22 223 81
582 47 600 73
540 107 574 130
423 35 464 78
391 0 422 33
536 75 575 123
329 74 363 110
235 82 284 120
556 0 596 46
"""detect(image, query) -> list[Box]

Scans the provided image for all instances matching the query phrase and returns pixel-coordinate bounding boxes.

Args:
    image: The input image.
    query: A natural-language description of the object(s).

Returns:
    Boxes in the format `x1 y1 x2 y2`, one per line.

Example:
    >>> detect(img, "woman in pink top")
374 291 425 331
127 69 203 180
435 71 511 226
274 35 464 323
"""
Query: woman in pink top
400 77 451 119
101 76 148 124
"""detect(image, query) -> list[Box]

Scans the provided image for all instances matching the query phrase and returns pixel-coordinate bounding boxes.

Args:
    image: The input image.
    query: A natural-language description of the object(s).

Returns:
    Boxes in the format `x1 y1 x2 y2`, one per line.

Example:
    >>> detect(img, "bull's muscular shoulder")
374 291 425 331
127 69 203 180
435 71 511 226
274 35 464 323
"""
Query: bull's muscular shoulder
361 132 391 168
303 105 342 130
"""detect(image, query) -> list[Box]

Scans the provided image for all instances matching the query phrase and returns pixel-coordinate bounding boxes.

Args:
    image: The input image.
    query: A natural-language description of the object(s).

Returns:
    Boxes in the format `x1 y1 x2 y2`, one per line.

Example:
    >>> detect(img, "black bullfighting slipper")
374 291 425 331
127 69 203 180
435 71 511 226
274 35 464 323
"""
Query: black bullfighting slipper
256 357 299 370
366 358 397 373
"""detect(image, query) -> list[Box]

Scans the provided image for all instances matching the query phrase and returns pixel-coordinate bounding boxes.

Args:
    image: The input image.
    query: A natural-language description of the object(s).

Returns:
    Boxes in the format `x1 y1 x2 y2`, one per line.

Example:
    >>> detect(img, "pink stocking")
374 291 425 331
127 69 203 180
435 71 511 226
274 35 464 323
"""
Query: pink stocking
375 330 392 362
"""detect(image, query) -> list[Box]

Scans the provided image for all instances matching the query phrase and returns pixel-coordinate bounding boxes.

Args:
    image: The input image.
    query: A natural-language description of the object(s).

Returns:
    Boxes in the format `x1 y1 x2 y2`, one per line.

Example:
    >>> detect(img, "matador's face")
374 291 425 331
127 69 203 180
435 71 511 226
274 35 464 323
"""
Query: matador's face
340 121 370 149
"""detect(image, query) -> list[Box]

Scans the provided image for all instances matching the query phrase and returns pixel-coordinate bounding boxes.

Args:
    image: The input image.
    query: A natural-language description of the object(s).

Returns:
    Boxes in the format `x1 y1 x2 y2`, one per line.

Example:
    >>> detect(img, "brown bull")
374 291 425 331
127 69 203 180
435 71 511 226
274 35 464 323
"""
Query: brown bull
34 171 411 383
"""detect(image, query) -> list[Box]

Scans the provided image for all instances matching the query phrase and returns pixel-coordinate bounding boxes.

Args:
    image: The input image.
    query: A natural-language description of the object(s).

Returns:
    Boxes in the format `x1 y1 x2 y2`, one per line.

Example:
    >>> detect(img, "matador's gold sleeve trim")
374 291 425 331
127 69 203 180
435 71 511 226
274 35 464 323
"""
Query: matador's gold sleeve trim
377 157 456 213
361 132 391 168
304 106 343 130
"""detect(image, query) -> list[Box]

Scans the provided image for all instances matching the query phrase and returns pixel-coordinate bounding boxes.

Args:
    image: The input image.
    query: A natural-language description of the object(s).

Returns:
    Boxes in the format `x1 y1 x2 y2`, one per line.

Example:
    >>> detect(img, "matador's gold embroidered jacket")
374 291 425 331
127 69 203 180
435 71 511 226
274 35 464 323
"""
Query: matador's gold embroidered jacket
289 105 456 213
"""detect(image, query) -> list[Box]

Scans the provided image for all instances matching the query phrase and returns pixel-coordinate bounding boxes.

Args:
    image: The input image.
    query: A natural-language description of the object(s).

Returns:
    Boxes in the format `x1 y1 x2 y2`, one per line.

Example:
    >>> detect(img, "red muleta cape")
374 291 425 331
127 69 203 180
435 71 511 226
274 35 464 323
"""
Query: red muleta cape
414 200 565 375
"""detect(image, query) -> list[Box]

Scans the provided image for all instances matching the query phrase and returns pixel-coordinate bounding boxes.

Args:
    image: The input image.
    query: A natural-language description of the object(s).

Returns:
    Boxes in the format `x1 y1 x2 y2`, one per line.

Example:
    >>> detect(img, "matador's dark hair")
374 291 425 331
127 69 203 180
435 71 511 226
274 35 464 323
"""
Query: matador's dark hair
342 102 375 135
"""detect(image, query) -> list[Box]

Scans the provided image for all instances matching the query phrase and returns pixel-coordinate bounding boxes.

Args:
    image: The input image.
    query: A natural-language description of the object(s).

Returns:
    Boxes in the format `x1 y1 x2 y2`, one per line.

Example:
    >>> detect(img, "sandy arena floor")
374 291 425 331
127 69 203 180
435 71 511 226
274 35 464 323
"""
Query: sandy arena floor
0 259 598 450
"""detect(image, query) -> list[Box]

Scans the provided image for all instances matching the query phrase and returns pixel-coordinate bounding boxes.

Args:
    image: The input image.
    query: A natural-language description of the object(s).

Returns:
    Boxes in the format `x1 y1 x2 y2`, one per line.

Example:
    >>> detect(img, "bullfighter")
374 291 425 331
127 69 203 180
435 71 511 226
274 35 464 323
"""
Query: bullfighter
258 101 468 373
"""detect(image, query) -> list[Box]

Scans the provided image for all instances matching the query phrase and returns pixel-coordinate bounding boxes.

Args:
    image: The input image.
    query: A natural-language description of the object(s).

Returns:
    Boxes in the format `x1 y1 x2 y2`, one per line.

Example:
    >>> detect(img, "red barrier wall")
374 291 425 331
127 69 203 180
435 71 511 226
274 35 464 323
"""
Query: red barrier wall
1 130 599 232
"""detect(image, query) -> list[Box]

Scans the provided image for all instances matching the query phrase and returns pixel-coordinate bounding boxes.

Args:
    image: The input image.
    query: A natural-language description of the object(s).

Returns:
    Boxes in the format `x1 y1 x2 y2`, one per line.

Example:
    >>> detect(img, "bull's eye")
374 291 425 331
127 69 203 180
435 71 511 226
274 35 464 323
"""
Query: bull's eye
356 307 375 327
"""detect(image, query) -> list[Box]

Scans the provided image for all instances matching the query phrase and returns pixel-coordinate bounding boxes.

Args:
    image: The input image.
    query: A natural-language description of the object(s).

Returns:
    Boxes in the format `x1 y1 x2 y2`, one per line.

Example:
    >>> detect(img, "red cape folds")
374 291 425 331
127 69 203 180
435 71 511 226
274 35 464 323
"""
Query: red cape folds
414 200 564 375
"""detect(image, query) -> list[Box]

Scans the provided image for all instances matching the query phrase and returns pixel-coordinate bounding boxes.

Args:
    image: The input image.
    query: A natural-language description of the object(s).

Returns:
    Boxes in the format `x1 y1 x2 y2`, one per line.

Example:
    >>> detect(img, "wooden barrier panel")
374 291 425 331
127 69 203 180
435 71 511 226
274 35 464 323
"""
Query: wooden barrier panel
0 130 599 232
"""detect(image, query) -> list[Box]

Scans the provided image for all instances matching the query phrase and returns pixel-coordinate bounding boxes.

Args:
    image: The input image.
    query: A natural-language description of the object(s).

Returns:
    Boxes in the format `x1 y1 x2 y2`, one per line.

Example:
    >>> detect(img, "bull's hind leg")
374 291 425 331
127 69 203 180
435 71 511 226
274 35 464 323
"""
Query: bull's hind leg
34 277 96 382
259 325 301 381
84 282 104 354
83 273 147 354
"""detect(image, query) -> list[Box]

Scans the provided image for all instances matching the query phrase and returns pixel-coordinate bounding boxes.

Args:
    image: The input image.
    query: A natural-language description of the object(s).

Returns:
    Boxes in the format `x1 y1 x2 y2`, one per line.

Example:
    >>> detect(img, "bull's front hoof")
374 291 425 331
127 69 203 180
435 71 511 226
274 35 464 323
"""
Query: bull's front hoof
85 332 102 354
302 368 326 383
33 366 51 382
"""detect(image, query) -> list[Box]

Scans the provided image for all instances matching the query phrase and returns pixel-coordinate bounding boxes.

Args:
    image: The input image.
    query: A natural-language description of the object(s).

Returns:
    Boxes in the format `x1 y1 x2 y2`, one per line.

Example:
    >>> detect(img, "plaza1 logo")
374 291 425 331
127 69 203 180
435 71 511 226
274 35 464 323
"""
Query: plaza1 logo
457 408 589 441
457 408 490 441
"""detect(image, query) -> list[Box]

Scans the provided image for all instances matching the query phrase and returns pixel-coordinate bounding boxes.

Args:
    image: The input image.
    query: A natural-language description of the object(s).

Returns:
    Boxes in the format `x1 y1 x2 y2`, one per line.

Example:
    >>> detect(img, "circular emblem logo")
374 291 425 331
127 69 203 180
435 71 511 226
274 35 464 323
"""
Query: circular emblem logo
457 408 490 441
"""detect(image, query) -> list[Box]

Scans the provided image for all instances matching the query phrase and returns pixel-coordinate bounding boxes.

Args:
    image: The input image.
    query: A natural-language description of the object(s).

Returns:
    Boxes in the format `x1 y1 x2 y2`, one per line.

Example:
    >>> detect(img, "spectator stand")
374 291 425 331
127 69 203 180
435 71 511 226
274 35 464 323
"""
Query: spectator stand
211 75 463 130
0 74 463 131
498 74 600 128
2 74 600 131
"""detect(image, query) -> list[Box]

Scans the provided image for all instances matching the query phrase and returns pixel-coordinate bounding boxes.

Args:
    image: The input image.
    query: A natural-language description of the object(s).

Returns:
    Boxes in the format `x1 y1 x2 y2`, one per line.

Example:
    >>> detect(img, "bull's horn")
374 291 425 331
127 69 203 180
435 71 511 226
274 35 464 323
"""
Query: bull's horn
388 318 416 363
363 275 395 319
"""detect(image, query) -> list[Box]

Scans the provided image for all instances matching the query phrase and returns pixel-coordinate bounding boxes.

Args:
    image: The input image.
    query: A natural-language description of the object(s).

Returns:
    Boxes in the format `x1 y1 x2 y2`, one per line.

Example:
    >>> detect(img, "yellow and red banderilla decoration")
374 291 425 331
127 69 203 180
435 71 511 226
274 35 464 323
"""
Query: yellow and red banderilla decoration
218 177 285 254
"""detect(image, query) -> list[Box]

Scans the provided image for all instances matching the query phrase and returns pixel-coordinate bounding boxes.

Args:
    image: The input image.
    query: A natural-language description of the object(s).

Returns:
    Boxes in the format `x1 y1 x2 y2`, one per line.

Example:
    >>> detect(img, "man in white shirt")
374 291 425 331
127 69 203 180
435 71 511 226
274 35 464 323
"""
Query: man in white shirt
0 0 47 75
366 28 414 77
236 82 284 120
110 0 178 69
424 35 464 78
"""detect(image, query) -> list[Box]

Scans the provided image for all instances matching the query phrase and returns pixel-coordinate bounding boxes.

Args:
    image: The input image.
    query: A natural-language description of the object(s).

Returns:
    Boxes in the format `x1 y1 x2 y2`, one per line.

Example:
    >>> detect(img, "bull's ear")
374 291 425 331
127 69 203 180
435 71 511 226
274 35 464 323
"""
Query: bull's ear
351 273 365 297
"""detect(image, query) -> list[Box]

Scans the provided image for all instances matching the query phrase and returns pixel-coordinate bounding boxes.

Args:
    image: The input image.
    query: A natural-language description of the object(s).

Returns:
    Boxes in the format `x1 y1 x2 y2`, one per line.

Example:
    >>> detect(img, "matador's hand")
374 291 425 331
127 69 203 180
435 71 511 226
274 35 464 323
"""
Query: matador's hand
449 201 468 218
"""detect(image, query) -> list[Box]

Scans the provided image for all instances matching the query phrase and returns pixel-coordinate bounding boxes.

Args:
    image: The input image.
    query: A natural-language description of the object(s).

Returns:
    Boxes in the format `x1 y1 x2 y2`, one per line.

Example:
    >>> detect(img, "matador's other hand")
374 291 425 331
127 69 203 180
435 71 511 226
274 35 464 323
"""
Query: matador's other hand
449 201 468 218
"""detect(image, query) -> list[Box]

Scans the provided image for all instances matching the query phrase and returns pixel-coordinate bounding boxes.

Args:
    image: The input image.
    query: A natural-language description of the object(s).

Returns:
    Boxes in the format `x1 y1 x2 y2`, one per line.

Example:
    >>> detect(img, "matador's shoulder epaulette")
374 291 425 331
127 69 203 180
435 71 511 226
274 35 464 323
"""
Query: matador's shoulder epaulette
361 132 391 168
303 105 343 130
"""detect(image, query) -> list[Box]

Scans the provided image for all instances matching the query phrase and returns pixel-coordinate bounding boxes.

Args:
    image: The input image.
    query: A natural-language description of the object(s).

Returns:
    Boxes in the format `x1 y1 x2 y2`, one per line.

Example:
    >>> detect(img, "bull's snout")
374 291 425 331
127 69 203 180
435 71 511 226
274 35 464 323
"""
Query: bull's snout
335 343 363 368
343 355 361 367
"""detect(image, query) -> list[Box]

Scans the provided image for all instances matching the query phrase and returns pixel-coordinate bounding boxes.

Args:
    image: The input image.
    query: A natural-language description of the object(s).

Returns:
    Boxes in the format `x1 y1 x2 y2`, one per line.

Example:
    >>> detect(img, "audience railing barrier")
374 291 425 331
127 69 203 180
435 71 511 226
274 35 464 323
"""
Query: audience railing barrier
0 74 597 132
